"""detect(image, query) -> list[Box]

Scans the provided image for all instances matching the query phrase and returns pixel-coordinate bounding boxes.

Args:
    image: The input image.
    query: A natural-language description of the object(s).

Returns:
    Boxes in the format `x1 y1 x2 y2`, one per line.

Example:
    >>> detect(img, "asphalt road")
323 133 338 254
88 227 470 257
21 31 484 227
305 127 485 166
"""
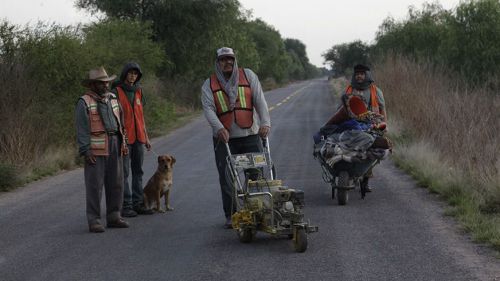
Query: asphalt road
0 78 499 281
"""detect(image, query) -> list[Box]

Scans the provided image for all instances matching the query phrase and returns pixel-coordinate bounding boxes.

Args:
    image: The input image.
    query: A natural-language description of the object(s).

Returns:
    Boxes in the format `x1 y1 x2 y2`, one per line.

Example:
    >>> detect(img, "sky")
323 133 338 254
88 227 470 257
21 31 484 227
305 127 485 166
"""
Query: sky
0 0 462 67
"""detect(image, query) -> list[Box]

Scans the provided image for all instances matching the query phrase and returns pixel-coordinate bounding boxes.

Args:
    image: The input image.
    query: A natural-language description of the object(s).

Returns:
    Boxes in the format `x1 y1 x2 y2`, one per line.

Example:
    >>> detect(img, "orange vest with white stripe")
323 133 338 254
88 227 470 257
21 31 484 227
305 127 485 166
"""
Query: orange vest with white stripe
116 86 148 144
210 68 253 130
345 84 380 114
81 93 124 156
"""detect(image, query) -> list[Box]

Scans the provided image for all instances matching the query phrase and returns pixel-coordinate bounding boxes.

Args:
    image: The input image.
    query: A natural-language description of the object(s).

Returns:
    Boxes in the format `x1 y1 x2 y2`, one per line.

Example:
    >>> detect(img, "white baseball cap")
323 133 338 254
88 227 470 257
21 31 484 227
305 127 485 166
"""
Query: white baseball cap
216 47 235 59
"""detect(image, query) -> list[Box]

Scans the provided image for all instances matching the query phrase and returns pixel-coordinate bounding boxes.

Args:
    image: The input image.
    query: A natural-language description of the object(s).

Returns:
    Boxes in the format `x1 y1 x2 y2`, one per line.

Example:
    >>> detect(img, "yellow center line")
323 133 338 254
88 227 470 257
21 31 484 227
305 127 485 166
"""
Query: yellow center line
268 82 311 112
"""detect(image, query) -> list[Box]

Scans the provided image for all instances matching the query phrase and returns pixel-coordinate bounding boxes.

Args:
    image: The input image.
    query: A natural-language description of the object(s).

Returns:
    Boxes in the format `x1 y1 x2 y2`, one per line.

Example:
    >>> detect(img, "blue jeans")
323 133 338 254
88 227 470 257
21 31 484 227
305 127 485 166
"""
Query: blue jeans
123 141 145 209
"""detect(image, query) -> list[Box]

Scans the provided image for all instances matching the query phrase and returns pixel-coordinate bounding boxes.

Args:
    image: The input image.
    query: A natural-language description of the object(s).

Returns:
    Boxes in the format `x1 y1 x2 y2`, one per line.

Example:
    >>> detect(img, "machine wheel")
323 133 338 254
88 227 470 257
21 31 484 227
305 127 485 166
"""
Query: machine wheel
238 228 254 243
337 171 350 205
293 228 308 253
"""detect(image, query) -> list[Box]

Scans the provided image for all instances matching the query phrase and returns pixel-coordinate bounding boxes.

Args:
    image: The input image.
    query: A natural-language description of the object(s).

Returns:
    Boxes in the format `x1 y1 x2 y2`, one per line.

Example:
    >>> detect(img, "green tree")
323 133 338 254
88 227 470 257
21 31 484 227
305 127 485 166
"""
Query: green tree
284 38 318 79
82 19 167 76
76 0 257 78
441 0 500 84
285 49 305 80
245 19 288 82
372 0 500 86
323 40 370 76
373 3 449 60
0 22 87 165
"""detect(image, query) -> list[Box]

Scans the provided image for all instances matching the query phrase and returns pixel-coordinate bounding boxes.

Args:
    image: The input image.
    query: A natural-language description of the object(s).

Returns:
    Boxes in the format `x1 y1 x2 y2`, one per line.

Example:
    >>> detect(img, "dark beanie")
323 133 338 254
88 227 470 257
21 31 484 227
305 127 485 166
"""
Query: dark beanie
354 64 370 72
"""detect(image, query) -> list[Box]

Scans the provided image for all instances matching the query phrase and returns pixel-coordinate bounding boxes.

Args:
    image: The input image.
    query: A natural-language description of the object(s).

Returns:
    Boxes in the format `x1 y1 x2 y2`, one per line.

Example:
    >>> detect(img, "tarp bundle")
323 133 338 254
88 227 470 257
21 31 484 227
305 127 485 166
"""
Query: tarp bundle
315 119 389 167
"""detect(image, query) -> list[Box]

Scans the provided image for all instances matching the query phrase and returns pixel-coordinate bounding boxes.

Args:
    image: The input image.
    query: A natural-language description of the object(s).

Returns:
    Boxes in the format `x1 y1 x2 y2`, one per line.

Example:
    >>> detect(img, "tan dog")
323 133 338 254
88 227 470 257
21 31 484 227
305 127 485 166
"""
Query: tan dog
143 155 176 213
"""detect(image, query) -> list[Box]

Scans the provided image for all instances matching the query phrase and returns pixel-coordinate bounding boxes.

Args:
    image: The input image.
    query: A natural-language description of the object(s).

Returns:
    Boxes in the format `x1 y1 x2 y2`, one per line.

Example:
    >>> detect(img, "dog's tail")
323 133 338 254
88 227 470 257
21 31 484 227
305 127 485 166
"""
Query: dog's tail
143 193 149 209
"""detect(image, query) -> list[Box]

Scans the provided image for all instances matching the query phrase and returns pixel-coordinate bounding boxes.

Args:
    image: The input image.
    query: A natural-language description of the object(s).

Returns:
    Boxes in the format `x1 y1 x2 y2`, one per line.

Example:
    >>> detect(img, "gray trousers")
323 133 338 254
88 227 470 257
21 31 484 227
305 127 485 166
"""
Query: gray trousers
213 134 263 219
84 135 124 225
123 141 145 209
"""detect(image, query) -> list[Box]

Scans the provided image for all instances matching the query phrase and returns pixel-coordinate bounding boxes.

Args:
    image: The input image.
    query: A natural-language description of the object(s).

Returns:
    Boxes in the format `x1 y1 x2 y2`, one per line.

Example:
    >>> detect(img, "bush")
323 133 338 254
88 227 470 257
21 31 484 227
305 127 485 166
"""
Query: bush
374 0 500 85
0 163 18 191
141 77 176 136
82 19 168 76
0 19 174 186
375 55 499 208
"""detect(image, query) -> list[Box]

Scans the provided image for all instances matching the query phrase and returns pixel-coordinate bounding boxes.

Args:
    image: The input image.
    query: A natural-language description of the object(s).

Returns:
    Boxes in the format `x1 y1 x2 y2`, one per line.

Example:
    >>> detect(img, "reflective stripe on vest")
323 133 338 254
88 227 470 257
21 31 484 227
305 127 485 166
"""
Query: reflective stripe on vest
81 93 122 156
116 86 148 144
345 84 380 114
210 68 253 130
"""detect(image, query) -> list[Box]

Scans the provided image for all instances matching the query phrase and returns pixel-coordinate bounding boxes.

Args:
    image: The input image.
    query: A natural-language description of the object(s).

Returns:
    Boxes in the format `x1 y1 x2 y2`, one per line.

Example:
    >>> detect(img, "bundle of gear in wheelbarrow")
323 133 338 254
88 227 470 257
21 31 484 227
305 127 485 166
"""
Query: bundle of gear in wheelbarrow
316 119 390 165
313 94 392 204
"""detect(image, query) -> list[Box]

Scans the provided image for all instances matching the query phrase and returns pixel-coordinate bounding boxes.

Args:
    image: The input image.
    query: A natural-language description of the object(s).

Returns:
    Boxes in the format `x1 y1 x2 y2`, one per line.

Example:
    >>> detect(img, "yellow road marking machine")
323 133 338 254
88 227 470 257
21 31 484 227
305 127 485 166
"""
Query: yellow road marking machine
226 137 318 252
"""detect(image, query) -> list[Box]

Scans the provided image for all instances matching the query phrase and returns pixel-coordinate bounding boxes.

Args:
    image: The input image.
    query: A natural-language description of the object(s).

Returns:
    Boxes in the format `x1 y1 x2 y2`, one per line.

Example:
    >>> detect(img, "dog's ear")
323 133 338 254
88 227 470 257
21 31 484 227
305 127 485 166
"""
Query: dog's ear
158 156 162 163
171 156 176 165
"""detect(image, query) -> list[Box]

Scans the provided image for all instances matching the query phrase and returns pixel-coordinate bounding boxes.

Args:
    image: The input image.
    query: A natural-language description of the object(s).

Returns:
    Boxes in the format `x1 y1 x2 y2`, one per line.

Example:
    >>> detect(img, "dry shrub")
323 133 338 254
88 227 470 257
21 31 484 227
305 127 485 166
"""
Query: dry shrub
261 77 278 91
375 56 499 208
0 63 50 166
162 76 202 110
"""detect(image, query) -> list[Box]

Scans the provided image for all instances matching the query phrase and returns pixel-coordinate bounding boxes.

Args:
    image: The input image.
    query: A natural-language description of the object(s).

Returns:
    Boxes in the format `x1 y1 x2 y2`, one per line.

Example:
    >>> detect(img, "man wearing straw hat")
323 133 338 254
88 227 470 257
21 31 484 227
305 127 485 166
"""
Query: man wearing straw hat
75 66 130 233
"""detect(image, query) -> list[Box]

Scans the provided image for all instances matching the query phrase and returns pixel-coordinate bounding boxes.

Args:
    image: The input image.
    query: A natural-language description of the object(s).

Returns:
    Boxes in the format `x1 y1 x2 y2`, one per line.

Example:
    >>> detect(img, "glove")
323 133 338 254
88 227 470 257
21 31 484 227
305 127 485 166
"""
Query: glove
372 122 386 131
313 131 323 144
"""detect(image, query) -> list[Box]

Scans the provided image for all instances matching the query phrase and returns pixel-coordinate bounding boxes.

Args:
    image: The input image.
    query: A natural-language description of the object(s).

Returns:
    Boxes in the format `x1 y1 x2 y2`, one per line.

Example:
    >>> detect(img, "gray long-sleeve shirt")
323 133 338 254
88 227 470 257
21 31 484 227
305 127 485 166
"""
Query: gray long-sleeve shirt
201 68 271 138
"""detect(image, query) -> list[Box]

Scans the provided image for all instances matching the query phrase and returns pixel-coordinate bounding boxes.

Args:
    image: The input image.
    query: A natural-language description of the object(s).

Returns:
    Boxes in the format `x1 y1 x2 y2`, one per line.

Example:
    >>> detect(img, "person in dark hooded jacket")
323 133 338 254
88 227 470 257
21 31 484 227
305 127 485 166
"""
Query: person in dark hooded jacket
325 64 386 125
112 62 154 216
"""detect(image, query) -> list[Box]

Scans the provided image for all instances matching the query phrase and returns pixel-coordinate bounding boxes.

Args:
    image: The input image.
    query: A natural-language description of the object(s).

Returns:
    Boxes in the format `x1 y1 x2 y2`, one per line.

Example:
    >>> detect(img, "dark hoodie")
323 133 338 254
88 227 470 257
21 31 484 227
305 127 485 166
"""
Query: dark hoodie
112 62 144 105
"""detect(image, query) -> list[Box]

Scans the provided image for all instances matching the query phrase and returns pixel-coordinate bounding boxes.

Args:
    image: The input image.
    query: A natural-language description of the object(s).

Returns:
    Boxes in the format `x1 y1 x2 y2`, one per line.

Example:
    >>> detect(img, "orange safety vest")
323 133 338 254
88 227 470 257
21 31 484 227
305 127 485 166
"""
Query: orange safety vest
345 84 380 114
81 93 125 156
116 86 148 144
210 68 253 130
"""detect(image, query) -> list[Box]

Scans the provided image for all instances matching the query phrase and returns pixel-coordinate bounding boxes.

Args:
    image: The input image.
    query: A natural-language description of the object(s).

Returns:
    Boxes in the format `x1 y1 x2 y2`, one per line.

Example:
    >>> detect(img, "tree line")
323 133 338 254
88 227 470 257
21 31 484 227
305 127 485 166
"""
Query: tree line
77 0 320 85
0 0 321 190
323 0 500 87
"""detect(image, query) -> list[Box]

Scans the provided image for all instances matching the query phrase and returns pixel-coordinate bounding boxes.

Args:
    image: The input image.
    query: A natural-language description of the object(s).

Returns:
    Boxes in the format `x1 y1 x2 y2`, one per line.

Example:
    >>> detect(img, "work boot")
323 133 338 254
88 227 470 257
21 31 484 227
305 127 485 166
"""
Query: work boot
121 208 138 217
134 205 154 215
224 217 233 229
361 177 372 193
89 224 105 233
107 218 129 228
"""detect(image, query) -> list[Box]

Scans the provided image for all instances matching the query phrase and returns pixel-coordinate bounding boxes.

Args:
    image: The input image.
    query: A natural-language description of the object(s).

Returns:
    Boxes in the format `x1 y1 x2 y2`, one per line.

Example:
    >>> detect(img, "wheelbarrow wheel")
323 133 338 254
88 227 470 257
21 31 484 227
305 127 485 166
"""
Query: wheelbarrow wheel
293 228 308 253
238 228 254 243
337 189 348 205
337 171 349 205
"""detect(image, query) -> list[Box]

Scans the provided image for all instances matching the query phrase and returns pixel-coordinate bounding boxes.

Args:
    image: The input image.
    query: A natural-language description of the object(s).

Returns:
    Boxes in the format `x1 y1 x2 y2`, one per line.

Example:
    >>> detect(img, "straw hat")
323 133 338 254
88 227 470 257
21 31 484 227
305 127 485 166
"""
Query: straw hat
81 67 117 88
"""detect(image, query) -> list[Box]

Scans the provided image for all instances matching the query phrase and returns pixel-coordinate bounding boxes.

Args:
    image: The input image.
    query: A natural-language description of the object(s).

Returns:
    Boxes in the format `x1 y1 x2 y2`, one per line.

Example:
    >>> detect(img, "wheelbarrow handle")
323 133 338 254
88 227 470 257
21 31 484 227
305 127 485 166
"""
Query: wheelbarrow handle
225 142 232 156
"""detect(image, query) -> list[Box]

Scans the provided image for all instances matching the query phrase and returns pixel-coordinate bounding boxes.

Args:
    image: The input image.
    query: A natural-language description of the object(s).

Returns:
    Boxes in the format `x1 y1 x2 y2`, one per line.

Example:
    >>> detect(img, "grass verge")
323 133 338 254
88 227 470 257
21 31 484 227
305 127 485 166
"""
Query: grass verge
388 127 500 252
